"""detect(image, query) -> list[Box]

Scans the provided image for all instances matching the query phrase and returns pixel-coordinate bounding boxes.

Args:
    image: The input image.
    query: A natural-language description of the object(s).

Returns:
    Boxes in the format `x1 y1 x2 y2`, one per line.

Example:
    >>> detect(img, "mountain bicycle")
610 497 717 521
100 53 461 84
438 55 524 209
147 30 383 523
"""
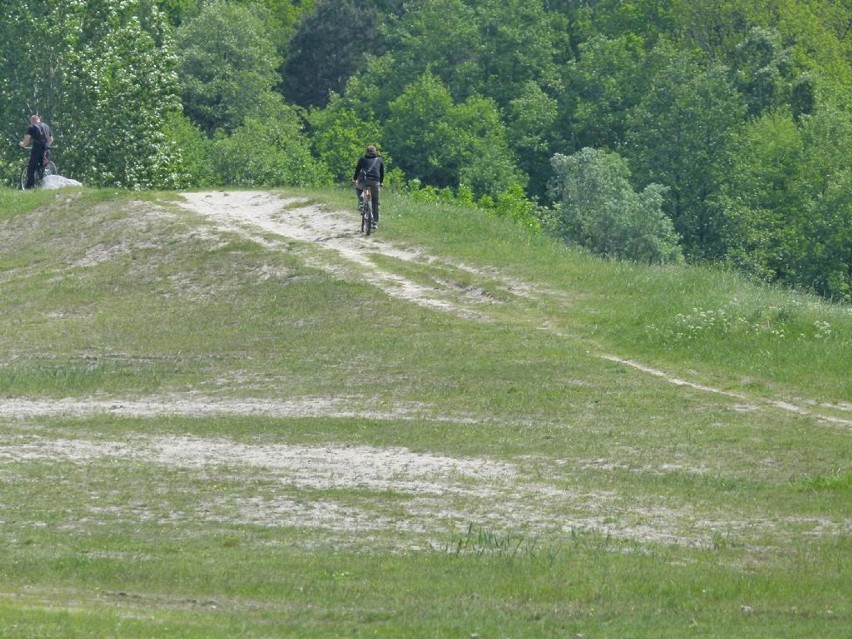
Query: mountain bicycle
358 185 373 236
20 147 57 190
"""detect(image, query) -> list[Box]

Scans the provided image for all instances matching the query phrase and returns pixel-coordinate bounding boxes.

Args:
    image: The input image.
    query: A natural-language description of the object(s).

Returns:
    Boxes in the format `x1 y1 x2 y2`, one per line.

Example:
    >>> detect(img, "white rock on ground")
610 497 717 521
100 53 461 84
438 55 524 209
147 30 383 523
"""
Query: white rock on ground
41 174 83 189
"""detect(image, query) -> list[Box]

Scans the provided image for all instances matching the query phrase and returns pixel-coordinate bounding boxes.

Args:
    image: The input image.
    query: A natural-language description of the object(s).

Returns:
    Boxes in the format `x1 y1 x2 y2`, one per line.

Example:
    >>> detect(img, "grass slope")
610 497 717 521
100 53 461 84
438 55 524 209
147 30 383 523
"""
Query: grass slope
0 187 849 638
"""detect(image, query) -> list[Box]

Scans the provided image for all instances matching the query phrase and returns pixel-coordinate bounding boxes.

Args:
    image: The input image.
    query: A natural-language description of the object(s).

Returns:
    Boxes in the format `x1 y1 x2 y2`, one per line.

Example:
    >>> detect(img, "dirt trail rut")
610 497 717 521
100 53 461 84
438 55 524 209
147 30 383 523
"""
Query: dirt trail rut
178 190 499 319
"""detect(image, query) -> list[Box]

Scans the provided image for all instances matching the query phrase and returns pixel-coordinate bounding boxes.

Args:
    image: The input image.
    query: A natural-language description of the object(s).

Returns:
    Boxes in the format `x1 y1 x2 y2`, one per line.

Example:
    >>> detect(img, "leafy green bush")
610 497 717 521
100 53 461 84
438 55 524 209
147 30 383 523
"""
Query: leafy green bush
210 99 332 188
548 148 683 264
163 112 216 188
308 93 384 184
404 180 540 232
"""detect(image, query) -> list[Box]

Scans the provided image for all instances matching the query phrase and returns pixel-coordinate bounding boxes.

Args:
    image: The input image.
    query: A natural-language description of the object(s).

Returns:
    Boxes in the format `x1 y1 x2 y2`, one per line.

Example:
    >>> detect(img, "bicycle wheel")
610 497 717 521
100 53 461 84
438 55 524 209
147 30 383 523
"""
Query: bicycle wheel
20 165 28 190
363 206 372 235
364 200 374 235
43 161 57 177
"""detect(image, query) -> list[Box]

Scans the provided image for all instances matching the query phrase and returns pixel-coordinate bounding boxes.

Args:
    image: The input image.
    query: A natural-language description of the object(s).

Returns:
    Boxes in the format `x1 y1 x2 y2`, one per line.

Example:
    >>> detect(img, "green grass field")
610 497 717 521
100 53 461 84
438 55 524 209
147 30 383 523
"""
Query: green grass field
0 186 849 637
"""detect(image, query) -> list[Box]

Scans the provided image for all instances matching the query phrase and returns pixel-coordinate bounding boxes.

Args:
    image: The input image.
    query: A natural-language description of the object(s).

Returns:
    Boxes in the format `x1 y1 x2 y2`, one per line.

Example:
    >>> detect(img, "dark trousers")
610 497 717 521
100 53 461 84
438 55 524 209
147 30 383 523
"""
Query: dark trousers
25 147 46 189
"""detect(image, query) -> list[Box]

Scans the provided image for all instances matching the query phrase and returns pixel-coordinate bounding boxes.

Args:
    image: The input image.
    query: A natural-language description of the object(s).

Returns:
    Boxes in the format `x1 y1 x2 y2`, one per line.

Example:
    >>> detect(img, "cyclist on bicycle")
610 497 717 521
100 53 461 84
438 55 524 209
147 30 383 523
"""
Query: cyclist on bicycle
352 145 384 230
19 114 54 189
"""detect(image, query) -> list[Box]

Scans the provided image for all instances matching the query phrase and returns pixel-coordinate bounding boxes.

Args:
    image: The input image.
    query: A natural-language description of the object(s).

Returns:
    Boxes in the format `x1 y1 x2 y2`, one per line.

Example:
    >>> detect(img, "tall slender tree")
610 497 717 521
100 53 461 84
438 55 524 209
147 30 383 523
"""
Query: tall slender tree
625 45 747 260
282 0 381 108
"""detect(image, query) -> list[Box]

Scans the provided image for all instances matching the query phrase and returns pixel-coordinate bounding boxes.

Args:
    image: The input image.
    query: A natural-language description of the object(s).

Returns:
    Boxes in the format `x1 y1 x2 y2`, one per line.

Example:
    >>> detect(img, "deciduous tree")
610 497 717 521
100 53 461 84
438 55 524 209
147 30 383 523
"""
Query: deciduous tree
282 0 381 108
211 95 331 188
721 106 852 300
308 93 384 183
561 33 652 151
548 147 682 264
506 82 558 200
385 73 519 199
175 0 281 135
625 45 747 260
1 0 185 189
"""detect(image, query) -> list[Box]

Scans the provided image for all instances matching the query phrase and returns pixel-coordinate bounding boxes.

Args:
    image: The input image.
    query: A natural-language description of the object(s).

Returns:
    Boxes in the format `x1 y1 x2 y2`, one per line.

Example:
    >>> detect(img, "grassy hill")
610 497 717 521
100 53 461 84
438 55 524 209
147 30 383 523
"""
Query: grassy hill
0 187 849 638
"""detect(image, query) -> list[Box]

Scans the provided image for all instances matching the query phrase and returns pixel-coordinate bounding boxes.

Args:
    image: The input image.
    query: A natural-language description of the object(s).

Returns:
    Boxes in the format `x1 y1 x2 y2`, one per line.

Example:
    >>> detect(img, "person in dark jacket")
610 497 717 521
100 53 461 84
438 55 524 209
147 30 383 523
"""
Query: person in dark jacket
352 145 384 229
19 114 54 189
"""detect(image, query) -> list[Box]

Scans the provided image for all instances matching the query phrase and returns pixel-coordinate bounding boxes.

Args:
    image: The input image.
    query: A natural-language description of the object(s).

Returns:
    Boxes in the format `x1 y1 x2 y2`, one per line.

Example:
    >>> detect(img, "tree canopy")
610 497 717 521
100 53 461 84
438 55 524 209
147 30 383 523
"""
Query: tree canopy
1 0 184 189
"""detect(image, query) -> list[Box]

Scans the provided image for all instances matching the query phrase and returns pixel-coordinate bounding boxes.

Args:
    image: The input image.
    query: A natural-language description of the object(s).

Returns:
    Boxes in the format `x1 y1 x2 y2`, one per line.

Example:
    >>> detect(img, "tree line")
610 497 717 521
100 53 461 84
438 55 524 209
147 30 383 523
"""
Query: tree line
2 0 850 301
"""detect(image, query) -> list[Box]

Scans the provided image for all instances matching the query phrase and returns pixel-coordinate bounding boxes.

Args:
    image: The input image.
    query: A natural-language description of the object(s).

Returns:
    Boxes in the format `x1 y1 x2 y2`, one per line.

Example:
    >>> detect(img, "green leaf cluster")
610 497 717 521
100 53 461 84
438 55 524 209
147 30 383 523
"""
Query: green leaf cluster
548 148 682 264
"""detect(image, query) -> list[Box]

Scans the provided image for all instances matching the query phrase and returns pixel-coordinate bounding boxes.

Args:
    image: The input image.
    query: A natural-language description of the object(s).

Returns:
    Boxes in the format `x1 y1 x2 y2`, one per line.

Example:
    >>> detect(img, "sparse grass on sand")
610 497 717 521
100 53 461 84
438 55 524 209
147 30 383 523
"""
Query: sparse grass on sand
0 187 849 638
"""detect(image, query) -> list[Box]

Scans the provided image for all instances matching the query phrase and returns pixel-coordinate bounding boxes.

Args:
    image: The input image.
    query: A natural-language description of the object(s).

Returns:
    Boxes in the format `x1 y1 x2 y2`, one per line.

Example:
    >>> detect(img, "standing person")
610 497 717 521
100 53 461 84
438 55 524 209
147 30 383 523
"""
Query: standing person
352 145 384 230
19 114 54 189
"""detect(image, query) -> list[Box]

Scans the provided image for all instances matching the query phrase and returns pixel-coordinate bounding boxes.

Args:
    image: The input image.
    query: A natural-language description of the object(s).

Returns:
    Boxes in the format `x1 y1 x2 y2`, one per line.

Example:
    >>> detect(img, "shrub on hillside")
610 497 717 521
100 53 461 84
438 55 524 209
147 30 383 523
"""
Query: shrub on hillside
547 148 683 264
210 100 332 188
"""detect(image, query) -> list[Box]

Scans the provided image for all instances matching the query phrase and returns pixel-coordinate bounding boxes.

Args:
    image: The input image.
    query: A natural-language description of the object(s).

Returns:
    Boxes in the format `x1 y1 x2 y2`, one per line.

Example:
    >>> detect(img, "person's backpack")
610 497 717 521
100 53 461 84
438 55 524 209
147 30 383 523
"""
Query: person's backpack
33 123 50 146
359 156 379 183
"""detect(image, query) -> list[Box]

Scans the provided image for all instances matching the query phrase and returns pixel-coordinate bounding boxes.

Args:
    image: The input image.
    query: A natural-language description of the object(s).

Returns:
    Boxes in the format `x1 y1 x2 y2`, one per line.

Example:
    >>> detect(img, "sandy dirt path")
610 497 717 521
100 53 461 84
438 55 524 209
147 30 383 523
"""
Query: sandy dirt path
176 190 501 319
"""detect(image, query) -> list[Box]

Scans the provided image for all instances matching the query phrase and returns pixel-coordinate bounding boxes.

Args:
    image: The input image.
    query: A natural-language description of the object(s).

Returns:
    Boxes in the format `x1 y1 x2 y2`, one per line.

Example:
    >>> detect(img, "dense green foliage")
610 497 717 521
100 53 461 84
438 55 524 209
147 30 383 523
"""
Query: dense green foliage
176 0 282 136
1 0 185 189
2 0 850 299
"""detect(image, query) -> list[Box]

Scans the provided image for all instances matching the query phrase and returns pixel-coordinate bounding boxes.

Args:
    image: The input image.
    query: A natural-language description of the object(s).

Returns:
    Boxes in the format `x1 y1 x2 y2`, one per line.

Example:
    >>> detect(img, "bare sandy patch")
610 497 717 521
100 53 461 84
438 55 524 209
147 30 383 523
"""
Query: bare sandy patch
4 433 848 550
0 395 477 423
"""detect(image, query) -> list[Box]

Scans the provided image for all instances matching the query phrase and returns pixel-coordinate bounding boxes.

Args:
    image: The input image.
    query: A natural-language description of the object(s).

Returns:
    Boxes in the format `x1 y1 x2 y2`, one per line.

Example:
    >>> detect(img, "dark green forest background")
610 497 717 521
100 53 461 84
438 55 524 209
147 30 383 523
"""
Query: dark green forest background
2 0 850 301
